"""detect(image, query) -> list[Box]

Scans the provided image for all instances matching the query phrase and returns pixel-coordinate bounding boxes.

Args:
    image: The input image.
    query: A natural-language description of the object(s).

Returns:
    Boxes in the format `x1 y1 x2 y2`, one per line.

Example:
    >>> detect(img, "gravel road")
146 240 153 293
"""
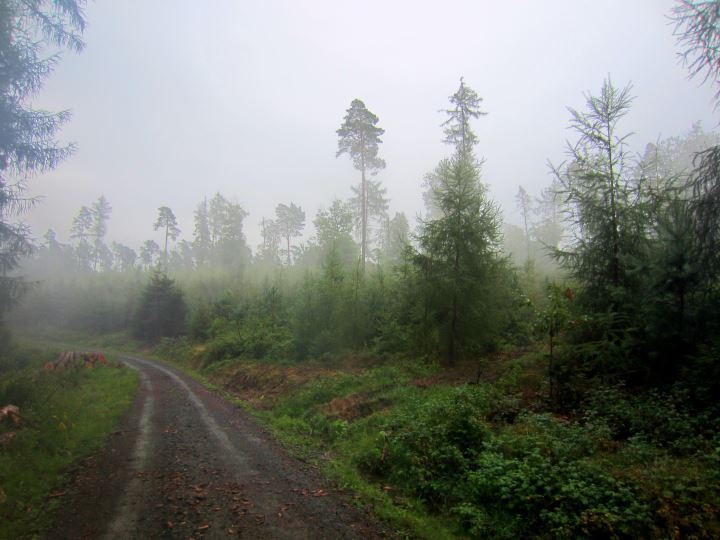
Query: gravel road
49 355 390 539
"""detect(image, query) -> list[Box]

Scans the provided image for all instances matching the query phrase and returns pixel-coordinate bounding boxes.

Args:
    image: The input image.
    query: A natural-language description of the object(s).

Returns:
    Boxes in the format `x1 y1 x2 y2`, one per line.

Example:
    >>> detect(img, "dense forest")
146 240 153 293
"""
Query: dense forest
2 1 720 538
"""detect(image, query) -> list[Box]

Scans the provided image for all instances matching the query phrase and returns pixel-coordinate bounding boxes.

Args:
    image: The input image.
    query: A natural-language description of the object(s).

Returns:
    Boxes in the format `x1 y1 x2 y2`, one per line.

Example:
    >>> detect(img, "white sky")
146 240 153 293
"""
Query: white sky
25 0 717 251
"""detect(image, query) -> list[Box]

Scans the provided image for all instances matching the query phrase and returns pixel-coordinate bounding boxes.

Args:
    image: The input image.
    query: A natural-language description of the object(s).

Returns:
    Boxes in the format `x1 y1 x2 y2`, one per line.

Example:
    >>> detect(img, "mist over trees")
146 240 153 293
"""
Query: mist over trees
5 1 720 536
0 0 85 345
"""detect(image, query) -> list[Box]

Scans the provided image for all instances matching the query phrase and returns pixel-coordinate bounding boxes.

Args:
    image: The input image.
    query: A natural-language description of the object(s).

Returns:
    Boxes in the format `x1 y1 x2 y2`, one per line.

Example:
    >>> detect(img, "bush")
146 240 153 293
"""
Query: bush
379 386 493 507
583 385 701 454
459 451 651 539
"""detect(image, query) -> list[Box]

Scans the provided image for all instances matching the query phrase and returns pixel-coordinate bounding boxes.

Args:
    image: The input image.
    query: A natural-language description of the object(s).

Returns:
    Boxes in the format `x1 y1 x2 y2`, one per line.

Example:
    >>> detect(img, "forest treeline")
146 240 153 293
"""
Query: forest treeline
3 0 720 537
13 76 720 391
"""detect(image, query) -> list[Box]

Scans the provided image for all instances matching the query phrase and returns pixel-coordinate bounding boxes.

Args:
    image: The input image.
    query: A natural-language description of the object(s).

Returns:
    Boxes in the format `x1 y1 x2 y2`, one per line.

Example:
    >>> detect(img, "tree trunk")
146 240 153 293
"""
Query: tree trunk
448 245 460 366
607 124 620 289
361 158 367 273
164 224 169 268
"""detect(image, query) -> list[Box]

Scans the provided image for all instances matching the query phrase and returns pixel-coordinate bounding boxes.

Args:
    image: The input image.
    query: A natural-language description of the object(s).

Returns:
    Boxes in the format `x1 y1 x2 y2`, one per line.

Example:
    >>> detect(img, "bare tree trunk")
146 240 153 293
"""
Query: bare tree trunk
361 160 367 273
607 124 620 288
447 246 460 366
164 224 169 268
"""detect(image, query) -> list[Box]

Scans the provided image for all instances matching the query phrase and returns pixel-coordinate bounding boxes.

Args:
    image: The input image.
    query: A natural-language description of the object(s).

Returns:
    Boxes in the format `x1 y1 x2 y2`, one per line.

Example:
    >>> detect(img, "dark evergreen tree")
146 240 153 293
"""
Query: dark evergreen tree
132 270 187 341
413 154 503 364
0 0 85 332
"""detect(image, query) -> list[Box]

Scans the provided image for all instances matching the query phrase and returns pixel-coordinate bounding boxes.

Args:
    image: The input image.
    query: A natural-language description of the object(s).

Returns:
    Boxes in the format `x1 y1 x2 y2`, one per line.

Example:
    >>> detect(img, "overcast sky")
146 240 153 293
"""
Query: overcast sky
26 0 717 251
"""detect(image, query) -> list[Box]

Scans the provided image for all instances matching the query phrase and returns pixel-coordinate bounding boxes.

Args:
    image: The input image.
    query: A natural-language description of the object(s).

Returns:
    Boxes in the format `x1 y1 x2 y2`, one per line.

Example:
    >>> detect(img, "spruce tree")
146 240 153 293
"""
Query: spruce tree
412 79 503 365
551 78 645 313
415 154 502 364
132 270 187 341
0 0 85 320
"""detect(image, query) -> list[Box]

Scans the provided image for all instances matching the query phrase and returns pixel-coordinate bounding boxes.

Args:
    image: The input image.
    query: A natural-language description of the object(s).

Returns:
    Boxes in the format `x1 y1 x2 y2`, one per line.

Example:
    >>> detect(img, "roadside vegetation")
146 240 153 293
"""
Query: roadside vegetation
11 72 720 539
0 346 137 539
148 339 719 539
2 1 720 538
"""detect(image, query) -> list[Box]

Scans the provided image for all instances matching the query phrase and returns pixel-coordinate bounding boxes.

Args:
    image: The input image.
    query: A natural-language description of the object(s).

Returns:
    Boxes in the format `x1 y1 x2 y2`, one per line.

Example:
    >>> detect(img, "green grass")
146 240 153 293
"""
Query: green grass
0 346 138 539
251 361 461 539
15 329 719 538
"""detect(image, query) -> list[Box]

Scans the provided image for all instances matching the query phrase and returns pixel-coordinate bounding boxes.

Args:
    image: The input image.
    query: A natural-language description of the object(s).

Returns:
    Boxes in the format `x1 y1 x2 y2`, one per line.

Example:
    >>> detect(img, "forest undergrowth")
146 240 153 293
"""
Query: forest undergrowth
148 337 720 539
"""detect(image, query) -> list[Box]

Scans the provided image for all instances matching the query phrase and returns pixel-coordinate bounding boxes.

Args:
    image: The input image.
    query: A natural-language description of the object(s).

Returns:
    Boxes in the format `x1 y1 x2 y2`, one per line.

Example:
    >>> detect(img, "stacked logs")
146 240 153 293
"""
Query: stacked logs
43 351 110 372
0 405 21 449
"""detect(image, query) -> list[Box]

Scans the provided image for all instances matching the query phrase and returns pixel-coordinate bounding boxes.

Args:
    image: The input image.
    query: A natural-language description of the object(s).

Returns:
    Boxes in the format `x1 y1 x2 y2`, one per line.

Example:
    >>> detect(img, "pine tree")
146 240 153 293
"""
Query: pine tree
350 178 389 261
206 193 249 267
154 206 180 267
193 197 211 266
71 205 93 270
112 242 137 272
140 240 160 269
257 217 281 265
90 195 111 270
336 99 386 271
275 202 305 265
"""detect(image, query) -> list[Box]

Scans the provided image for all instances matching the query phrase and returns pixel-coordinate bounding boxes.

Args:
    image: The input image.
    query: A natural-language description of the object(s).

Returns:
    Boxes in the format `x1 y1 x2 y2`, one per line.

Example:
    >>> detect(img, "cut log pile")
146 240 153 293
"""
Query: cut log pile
0 405 20 428
0 405 21 451
43 351 110 372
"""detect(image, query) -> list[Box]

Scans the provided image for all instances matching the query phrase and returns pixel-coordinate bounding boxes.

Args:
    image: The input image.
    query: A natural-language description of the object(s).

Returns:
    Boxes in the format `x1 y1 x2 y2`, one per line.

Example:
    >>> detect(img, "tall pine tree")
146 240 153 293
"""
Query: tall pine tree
336 99 386 271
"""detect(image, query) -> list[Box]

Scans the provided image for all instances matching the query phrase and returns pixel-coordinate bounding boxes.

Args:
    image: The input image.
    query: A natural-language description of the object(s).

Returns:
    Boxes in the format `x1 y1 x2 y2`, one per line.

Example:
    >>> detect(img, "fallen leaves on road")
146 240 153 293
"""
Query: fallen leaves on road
290 487 330 498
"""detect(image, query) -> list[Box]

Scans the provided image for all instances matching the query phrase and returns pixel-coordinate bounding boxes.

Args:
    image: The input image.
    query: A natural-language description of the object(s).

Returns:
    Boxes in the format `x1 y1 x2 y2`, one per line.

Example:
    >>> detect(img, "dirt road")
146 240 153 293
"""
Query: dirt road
50 356 389 539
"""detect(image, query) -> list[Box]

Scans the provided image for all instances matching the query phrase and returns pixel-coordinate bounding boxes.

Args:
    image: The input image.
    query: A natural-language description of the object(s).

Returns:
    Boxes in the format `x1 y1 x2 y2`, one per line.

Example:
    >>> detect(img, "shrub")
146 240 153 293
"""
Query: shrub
380 386 493 507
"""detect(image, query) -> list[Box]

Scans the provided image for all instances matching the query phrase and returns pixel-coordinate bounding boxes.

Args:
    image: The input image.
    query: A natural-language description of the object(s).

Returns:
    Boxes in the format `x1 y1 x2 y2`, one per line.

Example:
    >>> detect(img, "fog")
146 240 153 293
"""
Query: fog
26 0 716 250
